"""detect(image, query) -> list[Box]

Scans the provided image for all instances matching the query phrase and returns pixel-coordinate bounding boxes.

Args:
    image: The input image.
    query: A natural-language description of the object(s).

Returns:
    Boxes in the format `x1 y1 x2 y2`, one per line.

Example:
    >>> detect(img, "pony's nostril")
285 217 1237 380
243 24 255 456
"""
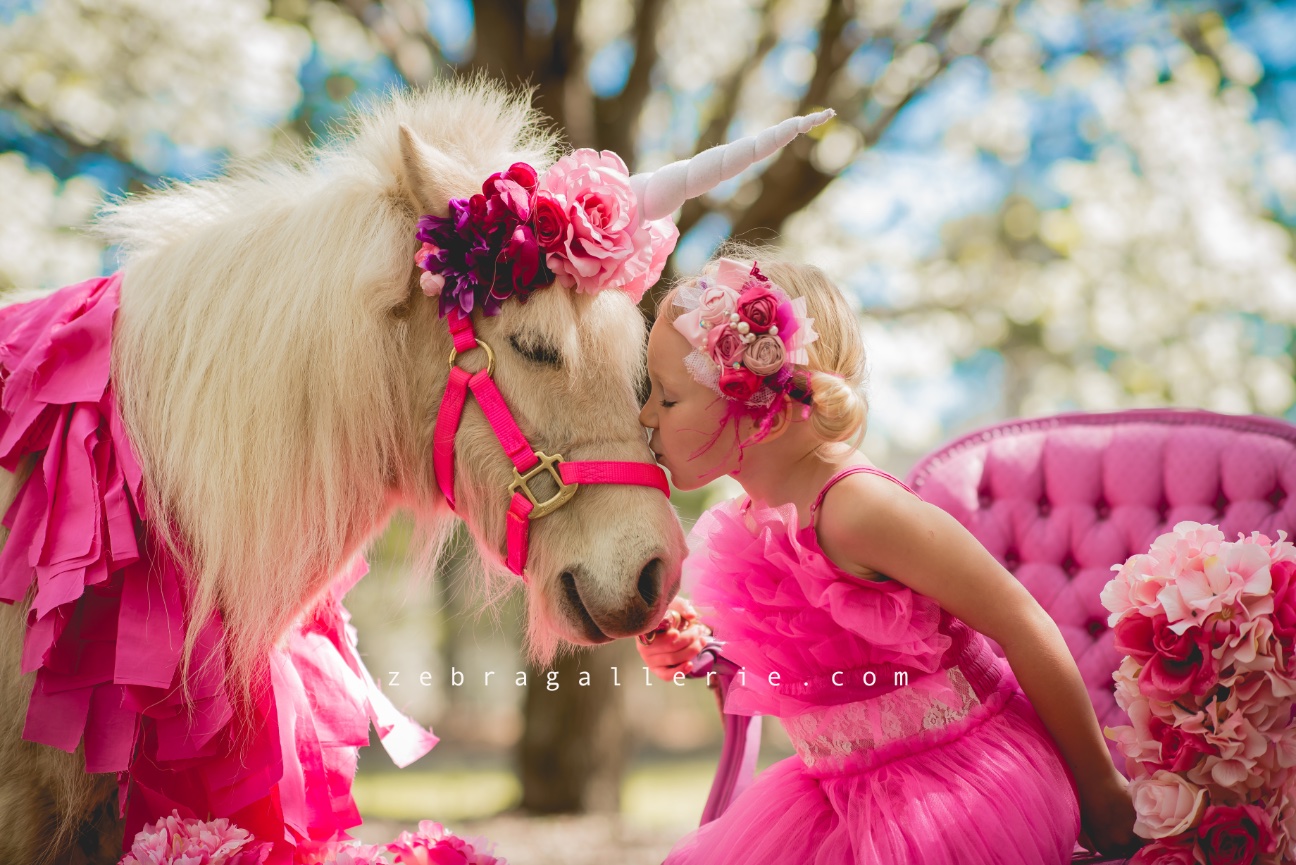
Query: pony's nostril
637 558 664 608
561 569 608 643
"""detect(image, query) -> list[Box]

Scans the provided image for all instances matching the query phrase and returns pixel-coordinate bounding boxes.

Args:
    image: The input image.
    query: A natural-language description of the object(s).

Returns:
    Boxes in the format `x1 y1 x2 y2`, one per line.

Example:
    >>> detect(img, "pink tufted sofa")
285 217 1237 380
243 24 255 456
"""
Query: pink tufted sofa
905 407 1296 776
691 408 1296 861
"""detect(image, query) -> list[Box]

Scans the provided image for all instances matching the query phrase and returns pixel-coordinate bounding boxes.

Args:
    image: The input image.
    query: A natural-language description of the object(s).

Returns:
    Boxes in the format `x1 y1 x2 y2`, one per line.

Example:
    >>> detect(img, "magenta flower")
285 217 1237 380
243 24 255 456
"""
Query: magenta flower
1198 803 1277 863
415 161 553 318
388 821 503 865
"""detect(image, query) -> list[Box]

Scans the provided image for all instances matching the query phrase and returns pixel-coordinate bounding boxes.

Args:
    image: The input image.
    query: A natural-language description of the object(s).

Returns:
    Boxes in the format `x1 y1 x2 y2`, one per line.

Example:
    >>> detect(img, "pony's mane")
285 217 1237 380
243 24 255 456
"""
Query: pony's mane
94 78 561 700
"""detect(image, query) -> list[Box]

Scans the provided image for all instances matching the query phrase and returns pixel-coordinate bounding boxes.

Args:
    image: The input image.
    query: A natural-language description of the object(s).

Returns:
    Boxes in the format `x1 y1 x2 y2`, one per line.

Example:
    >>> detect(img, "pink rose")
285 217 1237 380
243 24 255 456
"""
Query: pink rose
1137 619 1216 701
718 366 762 401
736 284 779 333
1132 771 1207 839
1271 560 1296 658
697 280 740 326
1154 724 1214 774
744 333 787 376
415 241 439 269
707 324 746 368
420 271 445 297
1198 803 1277 863
538 149 679 302
1129 837 1196 865
533 194 567 251
1115 612 1159 663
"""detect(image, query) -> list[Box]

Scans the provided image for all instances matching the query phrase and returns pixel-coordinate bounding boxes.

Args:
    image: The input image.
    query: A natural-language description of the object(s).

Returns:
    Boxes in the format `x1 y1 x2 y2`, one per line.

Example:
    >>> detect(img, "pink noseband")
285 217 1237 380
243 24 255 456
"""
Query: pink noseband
432 309 670 581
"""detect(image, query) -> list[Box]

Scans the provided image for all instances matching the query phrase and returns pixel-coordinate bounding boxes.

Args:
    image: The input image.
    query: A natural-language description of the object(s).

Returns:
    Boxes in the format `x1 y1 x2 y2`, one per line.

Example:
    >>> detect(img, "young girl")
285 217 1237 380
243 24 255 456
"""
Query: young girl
636 250 1143 864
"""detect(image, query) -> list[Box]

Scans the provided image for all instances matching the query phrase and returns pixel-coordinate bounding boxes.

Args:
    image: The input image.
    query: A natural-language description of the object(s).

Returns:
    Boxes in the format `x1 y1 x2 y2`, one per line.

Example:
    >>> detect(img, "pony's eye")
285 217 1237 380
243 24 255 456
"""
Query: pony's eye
508 333 562 368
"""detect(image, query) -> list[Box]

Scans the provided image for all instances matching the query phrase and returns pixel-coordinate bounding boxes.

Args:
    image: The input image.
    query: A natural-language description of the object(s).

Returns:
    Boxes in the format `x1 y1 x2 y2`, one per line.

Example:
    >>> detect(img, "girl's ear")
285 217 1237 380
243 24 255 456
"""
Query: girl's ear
755 399 799 443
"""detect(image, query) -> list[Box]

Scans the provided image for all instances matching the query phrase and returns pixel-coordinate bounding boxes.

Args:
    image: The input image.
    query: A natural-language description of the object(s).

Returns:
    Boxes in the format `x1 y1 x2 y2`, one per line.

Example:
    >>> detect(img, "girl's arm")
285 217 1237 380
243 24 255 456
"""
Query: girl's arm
815 475 1138 848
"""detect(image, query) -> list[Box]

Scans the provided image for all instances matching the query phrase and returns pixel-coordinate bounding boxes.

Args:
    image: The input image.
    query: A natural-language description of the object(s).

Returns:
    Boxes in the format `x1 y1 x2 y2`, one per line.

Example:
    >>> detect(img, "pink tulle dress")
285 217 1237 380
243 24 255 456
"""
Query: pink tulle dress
664 465 1083 865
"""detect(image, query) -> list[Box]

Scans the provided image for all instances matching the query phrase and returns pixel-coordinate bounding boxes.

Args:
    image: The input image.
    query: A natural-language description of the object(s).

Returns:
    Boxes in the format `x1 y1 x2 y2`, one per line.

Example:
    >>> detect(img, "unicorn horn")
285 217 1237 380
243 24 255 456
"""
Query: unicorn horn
630 109 835 222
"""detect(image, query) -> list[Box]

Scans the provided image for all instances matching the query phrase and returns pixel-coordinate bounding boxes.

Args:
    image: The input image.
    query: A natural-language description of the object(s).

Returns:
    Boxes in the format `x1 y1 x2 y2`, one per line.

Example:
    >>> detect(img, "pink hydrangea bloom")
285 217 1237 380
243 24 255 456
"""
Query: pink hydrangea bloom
1158 538 1273 636
119 812 270 865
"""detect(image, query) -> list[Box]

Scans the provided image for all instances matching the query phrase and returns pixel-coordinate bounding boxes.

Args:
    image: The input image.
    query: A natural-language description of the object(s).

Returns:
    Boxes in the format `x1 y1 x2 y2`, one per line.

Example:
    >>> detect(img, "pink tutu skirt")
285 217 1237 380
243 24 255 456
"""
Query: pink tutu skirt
664 680 1081 865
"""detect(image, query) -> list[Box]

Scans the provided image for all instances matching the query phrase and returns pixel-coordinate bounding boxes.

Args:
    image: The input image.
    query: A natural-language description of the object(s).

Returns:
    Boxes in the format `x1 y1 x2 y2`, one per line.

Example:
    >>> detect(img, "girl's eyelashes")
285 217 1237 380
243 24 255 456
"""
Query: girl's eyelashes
660 399 677 408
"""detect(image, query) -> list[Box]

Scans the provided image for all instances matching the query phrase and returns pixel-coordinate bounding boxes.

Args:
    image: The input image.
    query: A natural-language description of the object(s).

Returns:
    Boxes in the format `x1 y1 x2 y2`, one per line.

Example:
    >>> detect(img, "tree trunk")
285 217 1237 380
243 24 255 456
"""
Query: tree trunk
516 641 628 813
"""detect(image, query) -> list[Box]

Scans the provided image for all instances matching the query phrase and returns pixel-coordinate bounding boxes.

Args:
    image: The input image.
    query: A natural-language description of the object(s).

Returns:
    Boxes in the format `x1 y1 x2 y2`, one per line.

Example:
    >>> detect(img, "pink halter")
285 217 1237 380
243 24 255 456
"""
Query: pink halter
432 309 670 581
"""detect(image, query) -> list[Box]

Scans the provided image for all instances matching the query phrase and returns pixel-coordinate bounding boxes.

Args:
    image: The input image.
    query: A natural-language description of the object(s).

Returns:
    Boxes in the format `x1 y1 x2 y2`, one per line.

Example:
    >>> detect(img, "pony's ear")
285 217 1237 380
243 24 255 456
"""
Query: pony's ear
399 123 456 217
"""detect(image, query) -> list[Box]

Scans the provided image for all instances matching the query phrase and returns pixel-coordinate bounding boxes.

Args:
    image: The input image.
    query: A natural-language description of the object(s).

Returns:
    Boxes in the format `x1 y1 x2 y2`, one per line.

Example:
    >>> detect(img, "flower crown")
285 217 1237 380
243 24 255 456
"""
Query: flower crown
414 152 677 318
673 258 820 415
407 109 836 318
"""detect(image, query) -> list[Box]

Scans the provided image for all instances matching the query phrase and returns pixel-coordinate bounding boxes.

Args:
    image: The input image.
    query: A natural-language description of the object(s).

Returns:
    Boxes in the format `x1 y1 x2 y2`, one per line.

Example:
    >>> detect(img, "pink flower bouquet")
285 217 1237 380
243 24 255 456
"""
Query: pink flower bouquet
121 816 504 865
1100 521 1296 864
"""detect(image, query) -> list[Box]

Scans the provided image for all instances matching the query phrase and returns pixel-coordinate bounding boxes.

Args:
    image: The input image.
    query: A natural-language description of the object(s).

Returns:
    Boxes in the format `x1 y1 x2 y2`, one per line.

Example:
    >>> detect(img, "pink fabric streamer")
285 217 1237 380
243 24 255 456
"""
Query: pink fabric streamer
0 275 438 863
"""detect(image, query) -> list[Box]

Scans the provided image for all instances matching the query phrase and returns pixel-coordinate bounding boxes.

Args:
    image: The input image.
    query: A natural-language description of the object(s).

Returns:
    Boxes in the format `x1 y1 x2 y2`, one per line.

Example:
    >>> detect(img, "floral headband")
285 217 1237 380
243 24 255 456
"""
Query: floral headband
673 258 819 430
414 152 677 318
410 109 834 318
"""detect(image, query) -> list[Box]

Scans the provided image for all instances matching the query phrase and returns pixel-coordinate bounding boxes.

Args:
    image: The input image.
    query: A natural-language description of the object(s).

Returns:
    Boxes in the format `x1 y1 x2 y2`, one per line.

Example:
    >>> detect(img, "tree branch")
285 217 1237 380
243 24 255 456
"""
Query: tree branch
593 0 666 159
725 0 1016 241
468 0 530 84
529 0 584 145
0 95 159 189
674 0 855 242
672 0 782 238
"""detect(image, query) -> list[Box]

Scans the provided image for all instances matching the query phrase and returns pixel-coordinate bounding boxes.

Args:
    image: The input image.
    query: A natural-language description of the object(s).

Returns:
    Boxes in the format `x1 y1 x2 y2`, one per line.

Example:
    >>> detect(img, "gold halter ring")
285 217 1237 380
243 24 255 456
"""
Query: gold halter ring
448 338 495 376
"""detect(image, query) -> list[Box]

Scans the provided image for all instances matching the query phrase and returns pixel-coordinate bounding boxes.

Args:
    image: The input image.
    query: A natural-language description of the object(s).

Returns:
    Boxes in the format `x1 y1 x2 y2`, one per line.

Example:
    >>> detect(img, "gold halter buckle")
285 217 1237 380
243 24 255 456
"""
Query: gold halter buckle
510 451 579 520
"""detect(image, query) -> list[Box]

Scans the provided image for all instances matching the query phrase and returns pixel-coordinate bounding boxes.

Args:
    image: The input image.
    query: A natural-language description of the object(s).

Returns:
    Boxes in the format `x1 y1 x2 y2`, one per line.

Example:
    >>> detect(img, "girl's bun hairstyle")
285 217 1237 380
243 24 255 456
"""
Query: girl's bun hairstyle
806 369 867 445
661 241 870 448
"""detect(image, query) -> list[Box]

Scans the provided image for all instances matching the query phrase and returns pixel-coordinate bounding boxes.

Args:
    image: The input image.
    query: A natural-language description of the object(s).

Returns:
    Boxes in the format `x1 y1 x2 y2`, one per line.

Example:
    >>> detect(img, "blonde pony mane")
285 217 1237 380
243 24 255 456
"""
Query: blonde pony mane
95 79 561 700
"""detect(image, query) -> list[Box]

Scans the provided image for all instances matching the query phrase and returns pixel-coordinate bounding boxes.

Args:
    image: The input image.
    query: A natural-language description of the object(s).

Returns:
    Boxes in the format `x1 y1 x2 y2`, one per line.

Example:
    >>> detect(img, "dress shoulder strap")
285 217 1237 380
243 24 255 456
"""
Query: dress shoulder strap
811 465 921 515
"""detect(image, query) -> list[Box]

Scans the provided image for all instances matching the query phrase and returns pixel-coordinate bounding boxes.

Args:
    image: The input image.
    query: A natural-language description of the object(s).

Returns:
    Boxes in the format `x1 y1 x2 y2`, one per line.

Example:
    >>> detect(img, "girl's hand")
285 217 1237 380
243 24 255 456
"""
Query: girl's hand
1077 771 1144 859
635 597 712 681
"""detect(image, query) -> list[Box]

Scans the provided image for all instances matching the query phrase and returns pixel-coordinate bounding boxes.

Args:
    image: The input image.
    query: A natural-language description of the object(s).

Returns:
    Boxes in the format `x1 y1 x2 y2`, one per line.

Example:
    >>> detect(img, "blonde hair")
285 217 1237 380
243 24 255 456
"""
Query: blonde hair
658 242 869 448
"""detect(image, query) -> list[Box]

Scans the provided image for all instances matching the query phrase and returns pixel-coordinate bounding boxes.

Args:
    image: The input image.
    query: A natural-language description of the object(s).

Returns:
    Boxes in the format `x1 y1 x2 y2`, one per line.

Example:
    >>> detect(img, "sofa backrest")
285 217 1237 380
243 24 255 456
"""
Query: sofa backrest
905 408 1296 772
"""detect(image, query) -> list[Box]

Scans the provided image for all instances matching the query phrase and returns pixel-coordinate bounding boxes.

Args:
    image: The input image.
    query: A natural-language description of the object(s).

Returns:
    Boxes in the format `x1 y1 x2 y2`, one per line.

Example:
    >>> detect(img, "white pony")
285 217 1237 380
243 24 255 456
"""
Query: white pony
0 77 828 863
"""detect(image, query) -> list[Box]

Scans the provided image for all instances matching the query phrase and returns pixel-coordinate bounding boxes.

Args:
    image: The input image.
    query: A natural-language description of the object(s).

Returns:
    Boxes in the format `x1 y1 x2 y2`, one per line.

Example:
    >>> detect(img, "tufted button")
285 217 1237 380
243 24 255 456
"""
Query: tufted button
1213 489 1227 518
1037 496 1051 517
1270 487 1288 509
1062 553 1079 578
1094 498 1110 520
1084 616 1107 637
1157 499 1170 521
978 488 993 509
1003 548 1020 571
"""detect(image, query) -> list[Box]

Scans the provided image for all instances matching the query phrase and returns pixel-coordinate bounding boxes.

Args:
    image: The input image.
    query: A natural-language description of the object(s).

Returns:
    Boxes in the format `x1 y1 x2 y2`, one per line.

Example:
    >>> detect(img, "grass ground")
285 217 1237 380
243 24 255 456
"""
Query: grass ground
351 758 729 864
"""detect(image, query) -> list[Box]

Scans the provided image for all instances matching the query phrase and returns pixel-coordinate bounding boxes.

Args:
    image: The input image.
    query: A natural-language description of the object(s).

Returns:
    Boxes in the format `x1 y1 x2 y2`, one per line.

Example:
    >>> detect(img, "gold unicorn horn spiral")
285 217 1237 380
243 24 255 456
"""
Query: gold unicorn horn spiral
629 109 836 223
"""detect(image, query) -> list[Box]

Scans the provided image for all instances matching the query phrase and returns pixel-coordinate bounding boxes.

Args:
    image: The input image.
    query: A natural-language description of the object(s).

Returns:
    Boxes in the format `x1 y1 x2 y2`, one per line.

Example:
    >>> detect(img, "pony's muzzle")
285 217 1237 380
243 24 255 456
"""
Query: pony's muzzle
560 557 670 641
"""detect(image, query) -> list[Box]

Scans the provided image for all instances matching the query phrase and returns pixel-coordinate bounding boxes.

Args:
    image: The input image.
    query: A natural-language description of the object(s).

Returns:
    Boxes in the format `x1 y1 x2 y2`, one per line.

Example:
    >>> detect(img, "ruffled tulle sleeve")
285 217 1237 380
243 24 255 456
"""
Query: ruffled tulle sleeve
0 275 437 863
685 497 953 717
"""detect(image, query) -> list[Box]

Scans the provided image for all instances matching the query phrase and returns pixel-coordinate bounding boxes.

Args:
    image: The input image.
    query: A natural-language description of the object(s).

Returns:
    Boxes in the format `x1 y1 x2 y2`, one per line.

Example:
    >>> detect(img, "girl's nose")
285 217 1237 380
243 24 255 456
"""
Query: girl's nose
638 402 656 429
